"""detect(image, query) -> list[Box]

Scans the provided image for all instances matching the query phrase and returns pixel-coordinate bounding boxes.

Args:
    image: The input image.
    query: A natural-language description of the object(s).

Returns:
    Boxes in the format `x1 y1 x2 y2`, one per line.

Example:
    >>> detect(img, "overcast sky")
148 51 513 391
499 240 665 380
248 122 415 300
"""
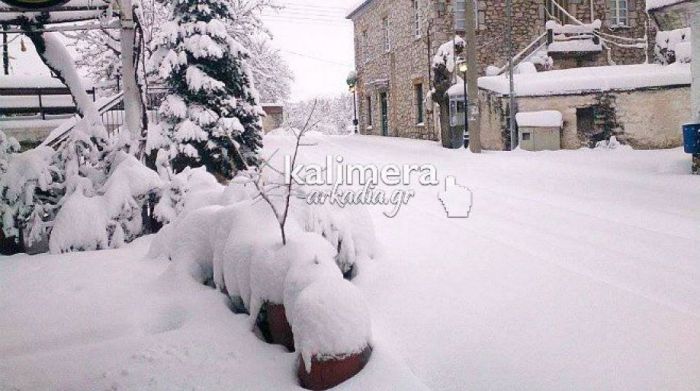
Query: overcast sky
263 0 359 102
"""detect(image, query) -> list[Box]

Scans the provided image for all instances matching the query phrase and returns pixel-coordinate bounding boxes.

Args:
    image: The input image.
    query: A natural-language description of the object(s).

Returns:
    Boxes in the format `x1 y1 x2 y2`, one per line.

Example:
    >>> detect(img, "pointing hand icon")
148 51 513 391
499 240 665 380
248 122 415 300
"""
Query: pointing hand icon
438 176 473 218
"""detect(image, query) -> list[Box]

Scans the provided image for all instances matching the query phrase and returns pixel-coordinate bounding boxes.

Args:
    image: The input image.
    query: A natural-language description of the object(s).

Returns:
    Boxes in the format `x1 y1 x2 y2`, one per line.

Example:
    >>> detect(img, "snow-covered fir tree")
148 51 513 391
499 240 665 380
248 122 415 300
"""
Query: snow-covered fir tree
157 0 264 179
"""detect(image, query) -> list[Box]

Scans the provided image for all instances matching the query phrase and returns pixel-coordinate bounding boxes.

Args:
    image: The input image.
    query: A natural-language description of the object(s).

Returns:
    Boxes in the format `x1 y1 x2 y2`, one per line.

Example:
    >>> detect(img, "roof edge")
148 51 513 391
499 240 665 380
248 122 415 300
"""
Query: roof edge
346 0 375 19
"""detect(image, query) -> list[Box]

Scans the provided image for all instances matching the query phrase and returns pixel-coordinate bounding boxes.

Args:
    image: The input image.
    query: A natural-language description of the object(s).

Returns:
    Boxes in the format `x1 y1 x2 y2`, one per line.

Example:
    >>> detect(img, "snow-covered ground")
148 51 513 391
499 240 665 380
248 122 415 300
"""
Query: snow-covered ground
2 135 699 390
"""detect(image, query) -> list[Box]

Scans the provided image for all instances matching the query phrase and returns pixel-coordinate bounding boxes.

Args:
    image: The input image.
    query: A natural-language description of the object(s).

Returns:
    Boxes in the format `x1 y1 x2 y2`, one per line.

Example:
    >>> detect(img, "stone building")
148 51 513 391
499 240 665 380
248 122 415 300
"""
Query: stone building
347 0 651 141
477 64 691 150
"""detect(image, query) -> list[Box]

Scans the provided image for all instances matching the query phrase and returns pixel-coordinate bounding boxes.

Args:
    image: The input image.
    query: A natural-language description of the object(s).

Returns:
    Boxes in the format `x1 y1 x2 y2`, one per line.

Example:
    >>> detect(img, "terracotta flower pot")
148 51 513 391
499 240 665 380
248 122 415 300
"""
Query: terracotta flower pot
297 345 372 390
255 303 294 351
266 303 295 352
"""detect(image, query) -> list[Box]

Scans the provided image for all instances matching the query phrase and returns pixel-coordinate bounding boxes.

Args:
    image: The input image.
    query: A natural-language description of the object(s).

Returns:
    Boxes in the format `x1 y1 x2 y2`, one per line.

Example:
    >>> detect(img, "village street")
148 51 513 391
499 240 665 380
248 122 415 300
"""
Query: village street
2 134 699 390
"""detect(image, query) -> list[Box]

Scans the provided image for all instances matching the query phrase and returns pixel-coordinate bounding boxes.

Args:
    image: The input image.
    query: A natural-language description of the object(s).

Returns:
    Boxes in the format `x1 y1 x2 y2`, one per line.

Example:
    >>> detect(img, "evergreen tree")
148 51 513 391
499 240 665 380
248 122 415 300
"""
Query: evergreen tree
157 0 263 179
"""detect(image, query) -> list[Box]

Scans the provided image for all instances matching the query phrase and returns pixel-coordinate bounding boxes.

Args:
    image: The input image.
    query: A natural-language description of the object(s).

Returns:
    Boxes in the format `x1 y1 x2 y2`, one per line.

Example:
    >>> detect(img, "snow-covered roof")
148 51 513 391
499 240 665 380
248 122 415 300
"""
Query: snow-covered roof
478 63 691 97
646 0 688 11
516 111 563 128
346 0 374 19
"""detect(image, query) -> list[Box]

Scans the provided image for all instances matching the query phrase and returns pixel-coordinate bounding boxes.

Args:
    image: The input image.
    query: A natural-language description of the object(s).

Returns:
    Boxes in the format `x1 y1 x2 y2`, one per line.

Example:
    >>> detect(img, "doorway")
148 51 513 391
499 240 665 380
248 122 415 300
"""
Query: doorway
380 92 389 136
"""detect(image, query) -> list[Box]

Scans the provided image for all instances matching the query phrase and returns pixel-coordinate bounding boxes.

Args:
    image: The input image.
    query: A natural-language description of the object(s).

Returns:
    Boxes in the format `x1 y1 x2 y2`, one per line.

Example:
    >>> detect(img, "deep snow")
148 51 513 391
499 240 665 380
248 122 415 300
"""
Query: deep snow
2 134 700 390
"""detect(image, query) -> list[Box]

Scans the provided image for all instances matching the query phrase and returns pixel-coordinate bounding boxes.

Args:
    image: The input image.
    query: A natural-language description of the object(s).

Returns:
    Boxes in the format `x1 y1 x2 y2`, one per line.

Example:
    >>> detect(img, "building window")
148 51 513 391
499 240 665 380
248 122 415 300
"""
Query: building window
366 96 373 127
413 0 421 37
382 17 390 52
453 0 480 32
607 0 628 27
415 84 424 124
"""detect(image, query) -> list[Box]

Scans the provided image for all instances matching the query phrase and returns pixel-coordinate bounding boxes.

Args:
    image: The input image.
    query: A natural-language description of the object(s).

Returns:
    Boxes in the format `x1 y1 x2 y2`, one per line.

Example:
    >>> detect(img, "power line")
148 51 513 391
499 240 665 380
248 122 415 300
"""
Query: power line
280 49 353 67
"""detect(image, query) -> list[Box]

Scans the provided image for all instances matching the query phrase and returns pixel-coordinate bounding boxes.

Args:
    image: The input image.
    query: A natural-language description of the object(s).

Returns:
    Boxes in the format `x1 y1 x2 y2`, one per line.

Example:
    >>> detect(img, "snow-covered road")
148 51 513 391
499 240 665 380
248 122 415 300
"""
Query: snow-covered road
1 135 699 390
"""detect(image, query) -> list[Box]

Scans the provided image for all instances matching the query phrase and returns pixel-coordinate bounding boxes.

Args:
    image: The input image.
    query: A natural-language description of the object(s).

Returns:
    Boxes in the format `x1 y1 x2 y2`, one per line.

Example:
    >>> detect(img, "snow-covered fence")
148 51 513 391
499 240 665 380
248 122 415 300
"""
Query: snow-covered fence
0 84 97 120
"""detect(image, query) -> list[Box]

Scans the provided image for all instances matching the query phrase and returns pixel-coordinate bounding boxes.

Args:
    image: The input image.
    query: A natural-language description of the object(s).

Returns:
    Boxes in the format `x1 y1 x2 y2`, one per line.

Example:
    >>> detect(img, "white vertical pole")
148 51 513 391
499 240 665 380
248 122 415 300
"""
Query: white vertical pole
506 0 517 151
119 0 145 150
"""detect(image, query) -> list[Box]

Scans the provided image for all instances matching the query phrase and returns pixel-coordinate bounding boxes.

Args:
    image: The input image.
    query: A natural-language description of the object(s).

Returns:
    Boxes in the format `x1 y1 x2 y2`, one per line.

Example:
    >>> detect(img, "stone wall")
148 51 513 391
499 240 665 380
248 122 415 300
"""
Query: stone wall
473 0 548 73
349 0 652 142
570 0 650 66
352 0 448 141
479 85 691 150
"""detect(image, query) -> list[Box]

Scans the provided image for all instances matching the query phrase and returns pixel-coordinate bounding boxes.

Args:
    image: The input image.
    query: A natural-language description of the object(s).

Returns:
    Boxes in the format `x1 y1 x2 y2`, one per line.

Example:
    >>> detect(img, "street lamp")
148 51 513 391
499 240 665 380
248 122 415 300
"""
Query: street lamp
349 85 358 134
346 71 359 134
458 61 469 149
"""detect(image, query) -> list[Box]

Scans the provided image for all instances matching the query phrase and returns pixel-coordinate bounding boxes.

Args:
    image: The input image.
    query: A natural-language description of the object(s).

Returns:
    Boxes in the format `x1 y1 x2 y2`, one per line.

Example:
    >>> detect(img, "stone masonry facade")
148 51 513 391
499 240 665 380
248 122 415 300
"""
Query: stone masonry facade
348 0 651 141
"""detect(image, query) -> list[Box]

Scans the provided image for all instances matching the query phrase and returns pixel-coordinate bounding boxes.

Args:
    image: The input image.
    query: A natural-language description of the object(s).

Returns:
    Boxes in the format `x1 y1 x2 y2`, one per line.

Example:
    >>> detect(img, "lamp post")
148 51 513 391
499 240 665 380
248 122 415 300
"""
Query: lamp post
346 71 359 134
349 85 358 134
459 61 469 149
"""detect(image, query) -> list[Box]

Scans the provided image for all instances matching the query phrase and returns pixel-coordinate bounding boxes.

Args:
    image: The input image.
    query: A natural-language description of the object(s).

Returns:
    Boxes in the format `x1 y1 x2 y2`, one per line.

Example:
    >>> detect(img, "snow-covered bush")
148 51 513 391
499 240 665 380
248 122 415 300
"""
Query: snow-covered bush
291 200 377 277
48 187 111 253
157 0 264 178
0 147 61 245
655 27 691 65
49 153 162 253
292 279 372 372
0 130 20 174
432 36 466 148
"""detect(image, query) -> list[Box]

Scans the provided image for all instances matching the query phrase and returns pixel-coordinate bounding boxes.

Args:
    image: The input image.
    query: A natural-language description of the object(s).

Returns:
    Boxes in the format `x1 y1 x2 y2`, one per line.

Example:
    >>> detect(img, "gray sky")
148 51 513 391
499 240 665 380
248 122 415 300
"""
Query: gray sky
263 0 358 101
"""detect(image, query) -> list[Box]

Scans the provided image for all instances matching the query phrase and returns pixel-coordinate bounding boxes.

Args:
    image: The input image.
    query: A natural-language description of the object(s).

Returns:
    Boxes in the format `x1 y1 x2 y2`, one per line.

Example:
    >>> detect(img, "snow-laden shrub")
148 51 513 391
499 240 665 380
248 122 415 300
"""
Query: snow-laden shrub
0 130 20 173
0 147 60 244
167 205 224 282
292 279 372 372
49 153 162 253
48 187 111 253
655 27 691 65
154 167 257 226
292 199 377 277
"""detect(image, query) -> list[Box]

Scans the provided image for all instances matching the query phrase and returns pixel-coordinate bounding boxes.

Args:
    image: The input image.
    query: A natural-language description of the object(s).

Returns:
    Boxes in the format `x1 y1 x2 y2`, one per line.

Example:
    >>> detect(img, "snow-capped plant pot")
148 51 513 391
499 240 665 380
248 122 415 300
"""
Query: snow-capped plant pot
297 345 373 391
250 233 334 350
282 233 342 316
292 279 372 390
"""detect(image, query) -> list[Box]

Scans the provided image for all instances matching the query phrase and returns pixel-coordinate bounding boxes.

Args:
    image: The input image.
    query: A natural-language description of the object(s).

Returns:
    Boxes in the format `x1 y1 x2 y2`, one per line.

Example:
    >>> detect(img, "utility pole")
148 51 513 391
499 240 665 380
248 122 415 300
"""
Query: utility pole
506 0 517 151
691 6 700 174
2 25 9 75
464 0 481 153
